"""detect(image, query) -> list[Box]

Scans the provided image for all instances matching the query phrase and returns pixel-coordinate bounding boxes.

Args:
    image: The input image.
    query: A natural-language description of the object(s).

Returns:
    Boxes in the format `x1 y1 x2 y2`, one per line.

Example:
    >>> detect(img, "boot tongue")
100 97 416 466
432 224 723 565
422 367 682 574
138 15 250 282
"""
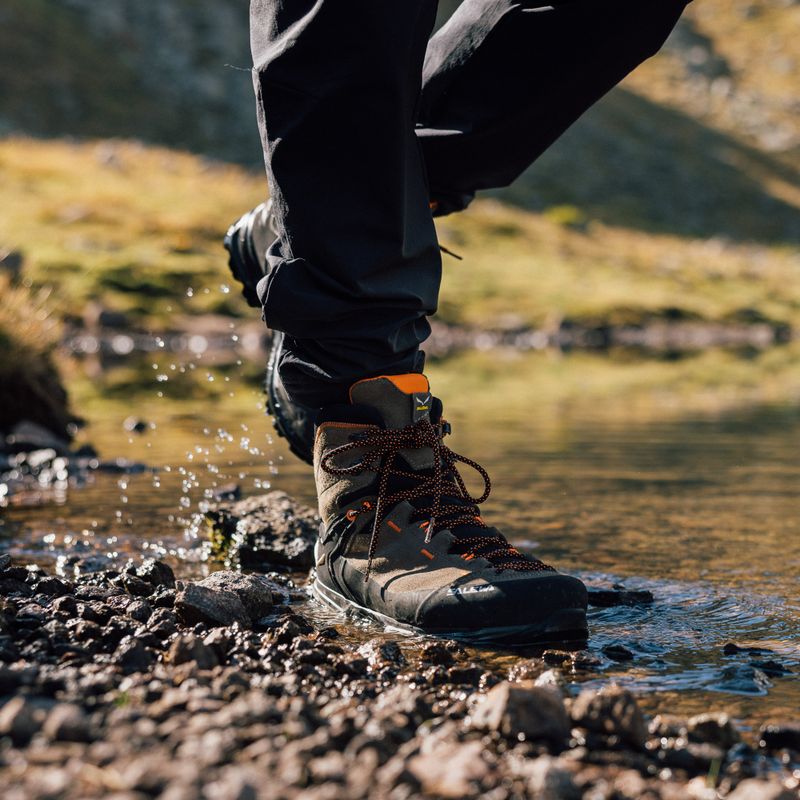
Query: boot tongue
349 374 434 470
349 374 432 429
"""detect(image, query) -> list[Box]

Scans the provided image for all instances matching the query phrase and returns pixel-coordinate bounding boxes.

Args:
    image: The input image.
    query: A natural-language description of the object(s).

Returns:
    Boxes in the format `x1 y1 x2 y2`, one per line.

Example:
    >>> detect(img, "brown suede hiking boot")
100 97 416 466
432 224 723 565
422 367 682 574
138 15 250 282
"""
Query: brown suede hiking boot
311 374 588 645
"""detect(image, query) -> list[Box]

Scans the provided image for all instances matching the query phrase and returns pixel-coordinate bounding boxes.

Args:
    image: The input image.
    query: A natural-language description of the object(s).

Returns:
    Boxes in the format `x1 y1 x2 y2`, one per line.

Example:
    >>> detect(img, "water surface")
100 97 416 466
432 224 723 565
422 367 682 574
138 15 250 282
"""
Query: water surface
2 349 799 729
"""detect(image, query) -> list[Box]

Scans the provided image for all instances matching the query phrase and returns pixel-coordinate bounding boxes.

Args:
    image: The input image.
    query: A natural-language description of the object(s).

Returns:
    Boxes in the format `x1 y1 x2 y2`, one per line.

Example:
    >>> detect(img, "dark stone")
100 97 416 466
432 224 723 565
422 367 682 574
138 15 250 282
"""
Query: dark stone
175 581 250 628
169 634 220 670
759 722 800 752
116 636 154 674
418 641 454 666
602 644 634 662
0 577 32 597
723 641 770 656
116 574 154 597
750 659 791 677
0 554 11 572
713 664 771 694
0 697 46 745
136 559 176 588
687 712 741 748
123 416 149 434
206 491 319 571
126 599 152 623
199 571 274 621
36 576 70 597
42 702 92 742
51 595 78 616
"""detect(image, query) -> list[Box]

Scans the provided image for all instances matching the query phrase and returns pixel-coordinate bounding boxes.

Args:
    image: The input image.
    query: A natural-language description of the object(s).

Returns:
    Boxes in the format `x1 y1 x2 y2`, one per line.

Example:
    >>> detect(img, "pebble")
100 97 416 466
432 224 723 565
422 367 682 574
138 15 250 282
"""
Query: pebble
687 712 740 748
42 703 92 742
0 553 796 799
469 680 570 742
727 779 796 800
571 685 648 749
759 722 800 752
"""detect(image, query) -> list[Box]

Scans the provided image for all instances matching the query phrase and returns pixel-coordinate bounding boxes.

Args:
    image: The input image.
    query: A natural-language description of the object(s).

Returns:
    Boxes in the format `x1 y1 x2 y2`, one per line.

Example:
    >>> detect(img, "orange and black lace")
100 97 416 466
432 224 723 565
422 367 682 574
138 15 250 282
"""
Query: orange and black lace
319 417 553 580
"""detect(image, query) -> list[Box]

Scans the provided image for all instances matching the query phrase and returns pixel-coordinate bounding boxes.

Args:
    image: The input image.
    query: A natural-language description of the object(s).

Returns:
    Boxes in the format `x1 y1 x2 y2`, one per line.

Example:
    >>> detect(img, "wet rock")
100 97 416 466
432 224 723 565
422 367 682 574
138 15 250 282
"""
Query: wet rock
0 696 46 745
357 639 406 670
175 581 250 627
726 779 796 800
0 553 12 572
417 640 454 666
169 634 220 670
199 572 274 621
206 491 319 570
587 588 654 607
687 712 740 748
508 657 545 682
407 740 488 798
470 681 570 742
571 686 648 749
42 702 92 742
723 642 771 656
534 669 567 693
602 643 635 662
759 722 800 752
137 558 176 588
750 659 791 677
523 755 580 800
714 664 771 694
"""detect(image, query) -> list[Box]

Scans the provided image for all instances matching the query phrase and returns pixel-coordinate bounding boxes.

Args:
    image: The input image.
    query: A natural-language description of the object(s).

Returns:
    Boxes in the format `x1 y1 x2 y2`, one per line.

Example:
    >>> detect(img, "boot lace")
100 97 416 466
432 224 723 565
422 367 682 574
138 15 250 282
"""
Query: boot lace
319 417 554 580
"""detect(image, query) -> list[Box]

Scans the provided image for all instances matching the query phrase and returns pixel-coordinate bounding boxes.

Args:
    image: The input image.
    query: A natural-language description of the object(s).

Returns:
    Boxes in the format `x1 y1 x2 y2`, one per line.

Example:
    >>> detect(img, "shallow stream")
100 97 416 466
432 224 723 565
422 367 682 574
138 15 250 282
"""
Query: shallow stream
2 348 799 732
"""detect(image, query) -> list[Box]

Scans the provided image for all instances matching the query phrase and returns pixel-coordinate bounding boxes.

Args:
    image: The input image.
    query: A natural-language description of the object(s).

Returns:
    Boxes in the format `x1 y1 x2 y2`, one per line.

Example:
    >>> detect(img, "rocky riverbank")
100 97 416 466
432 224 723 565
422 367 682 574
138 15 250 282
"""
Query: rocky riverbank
2 501 800 799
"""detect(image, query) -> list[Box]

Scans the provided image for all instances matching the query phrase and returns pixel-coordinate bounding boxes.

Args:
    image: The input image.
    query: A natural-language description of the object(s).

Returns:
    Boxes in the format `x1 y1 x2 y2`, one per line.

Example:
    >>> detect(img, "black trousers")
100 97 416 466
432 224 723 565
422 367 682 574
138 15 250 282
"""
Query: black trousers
251 0 690 407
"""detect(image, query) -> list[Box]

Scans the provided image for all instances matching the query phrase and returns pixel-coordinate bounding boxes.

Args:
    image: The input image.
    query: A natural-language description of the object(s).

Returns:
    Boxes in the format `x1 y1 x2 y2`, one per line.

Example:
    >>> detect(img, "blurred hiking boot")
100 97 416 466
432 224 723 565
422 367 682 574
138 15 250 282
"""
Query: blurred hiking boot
311 373 588 644
224 203 315 464
223 200 274 308
265 331 316 465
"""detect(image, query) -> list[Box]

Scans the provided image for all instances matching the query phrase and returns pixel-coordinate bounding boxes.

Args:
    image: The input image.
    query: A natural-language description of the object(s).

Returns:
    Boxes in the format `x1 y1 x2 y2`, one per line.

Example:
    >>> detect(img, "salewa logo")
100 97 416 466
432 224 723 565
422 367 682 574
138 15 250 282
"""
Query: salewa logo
412 392 432 420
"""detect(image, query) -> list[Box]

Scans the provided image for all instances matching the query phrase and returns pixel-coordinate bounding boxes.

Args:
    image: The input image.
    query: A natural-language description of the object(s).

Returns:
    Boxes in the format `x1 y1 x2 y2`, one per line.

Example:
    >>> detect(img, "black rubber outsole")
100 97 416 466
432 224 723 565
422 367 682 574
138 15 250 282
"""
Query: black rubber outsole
264 332 314 465
311 577 589 647
224 210 314 465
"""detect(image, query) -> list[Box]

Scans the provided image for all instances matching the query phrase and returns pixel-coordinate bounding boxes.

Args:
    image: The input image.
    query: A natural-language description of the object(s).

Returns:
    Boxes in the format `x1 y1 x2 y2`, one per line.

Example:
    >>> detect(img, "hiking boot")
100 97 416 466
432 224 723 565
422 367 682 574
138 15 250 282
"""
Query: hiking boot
311 374 588 645
223 200 275 308
265 331 316 465
223 202 315 463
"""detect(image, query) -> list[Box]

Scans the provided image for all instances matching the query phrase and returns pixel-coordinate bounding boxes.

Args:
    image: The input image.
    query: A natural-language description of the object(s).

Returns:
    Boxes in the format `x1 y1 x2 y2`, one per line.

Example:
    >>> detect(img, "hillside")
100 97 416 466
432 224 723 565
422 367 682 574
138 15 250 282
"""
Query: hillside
1 0 797 248
2 137 798 337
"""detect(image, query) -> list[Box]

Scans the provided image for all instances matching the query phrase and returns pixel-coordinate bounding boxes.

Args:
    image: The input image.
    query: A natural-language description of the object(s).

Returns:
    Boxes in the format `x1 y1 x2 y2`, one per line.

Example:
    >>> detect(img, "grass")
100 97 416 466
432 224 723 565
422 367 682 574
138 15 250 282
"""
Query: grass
0 273 75 437
2 136 799 336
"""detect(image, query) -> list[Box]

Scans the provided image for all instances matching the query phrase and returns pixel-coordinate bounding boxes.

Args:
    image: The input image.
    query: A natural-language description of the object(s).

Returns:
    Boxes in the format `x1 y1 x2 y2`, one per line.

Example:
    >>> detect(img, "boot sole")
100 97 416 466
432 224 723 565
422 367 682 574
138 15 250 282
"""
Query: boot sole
311 576 588 647
264 331 314 465
223 209 264 309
